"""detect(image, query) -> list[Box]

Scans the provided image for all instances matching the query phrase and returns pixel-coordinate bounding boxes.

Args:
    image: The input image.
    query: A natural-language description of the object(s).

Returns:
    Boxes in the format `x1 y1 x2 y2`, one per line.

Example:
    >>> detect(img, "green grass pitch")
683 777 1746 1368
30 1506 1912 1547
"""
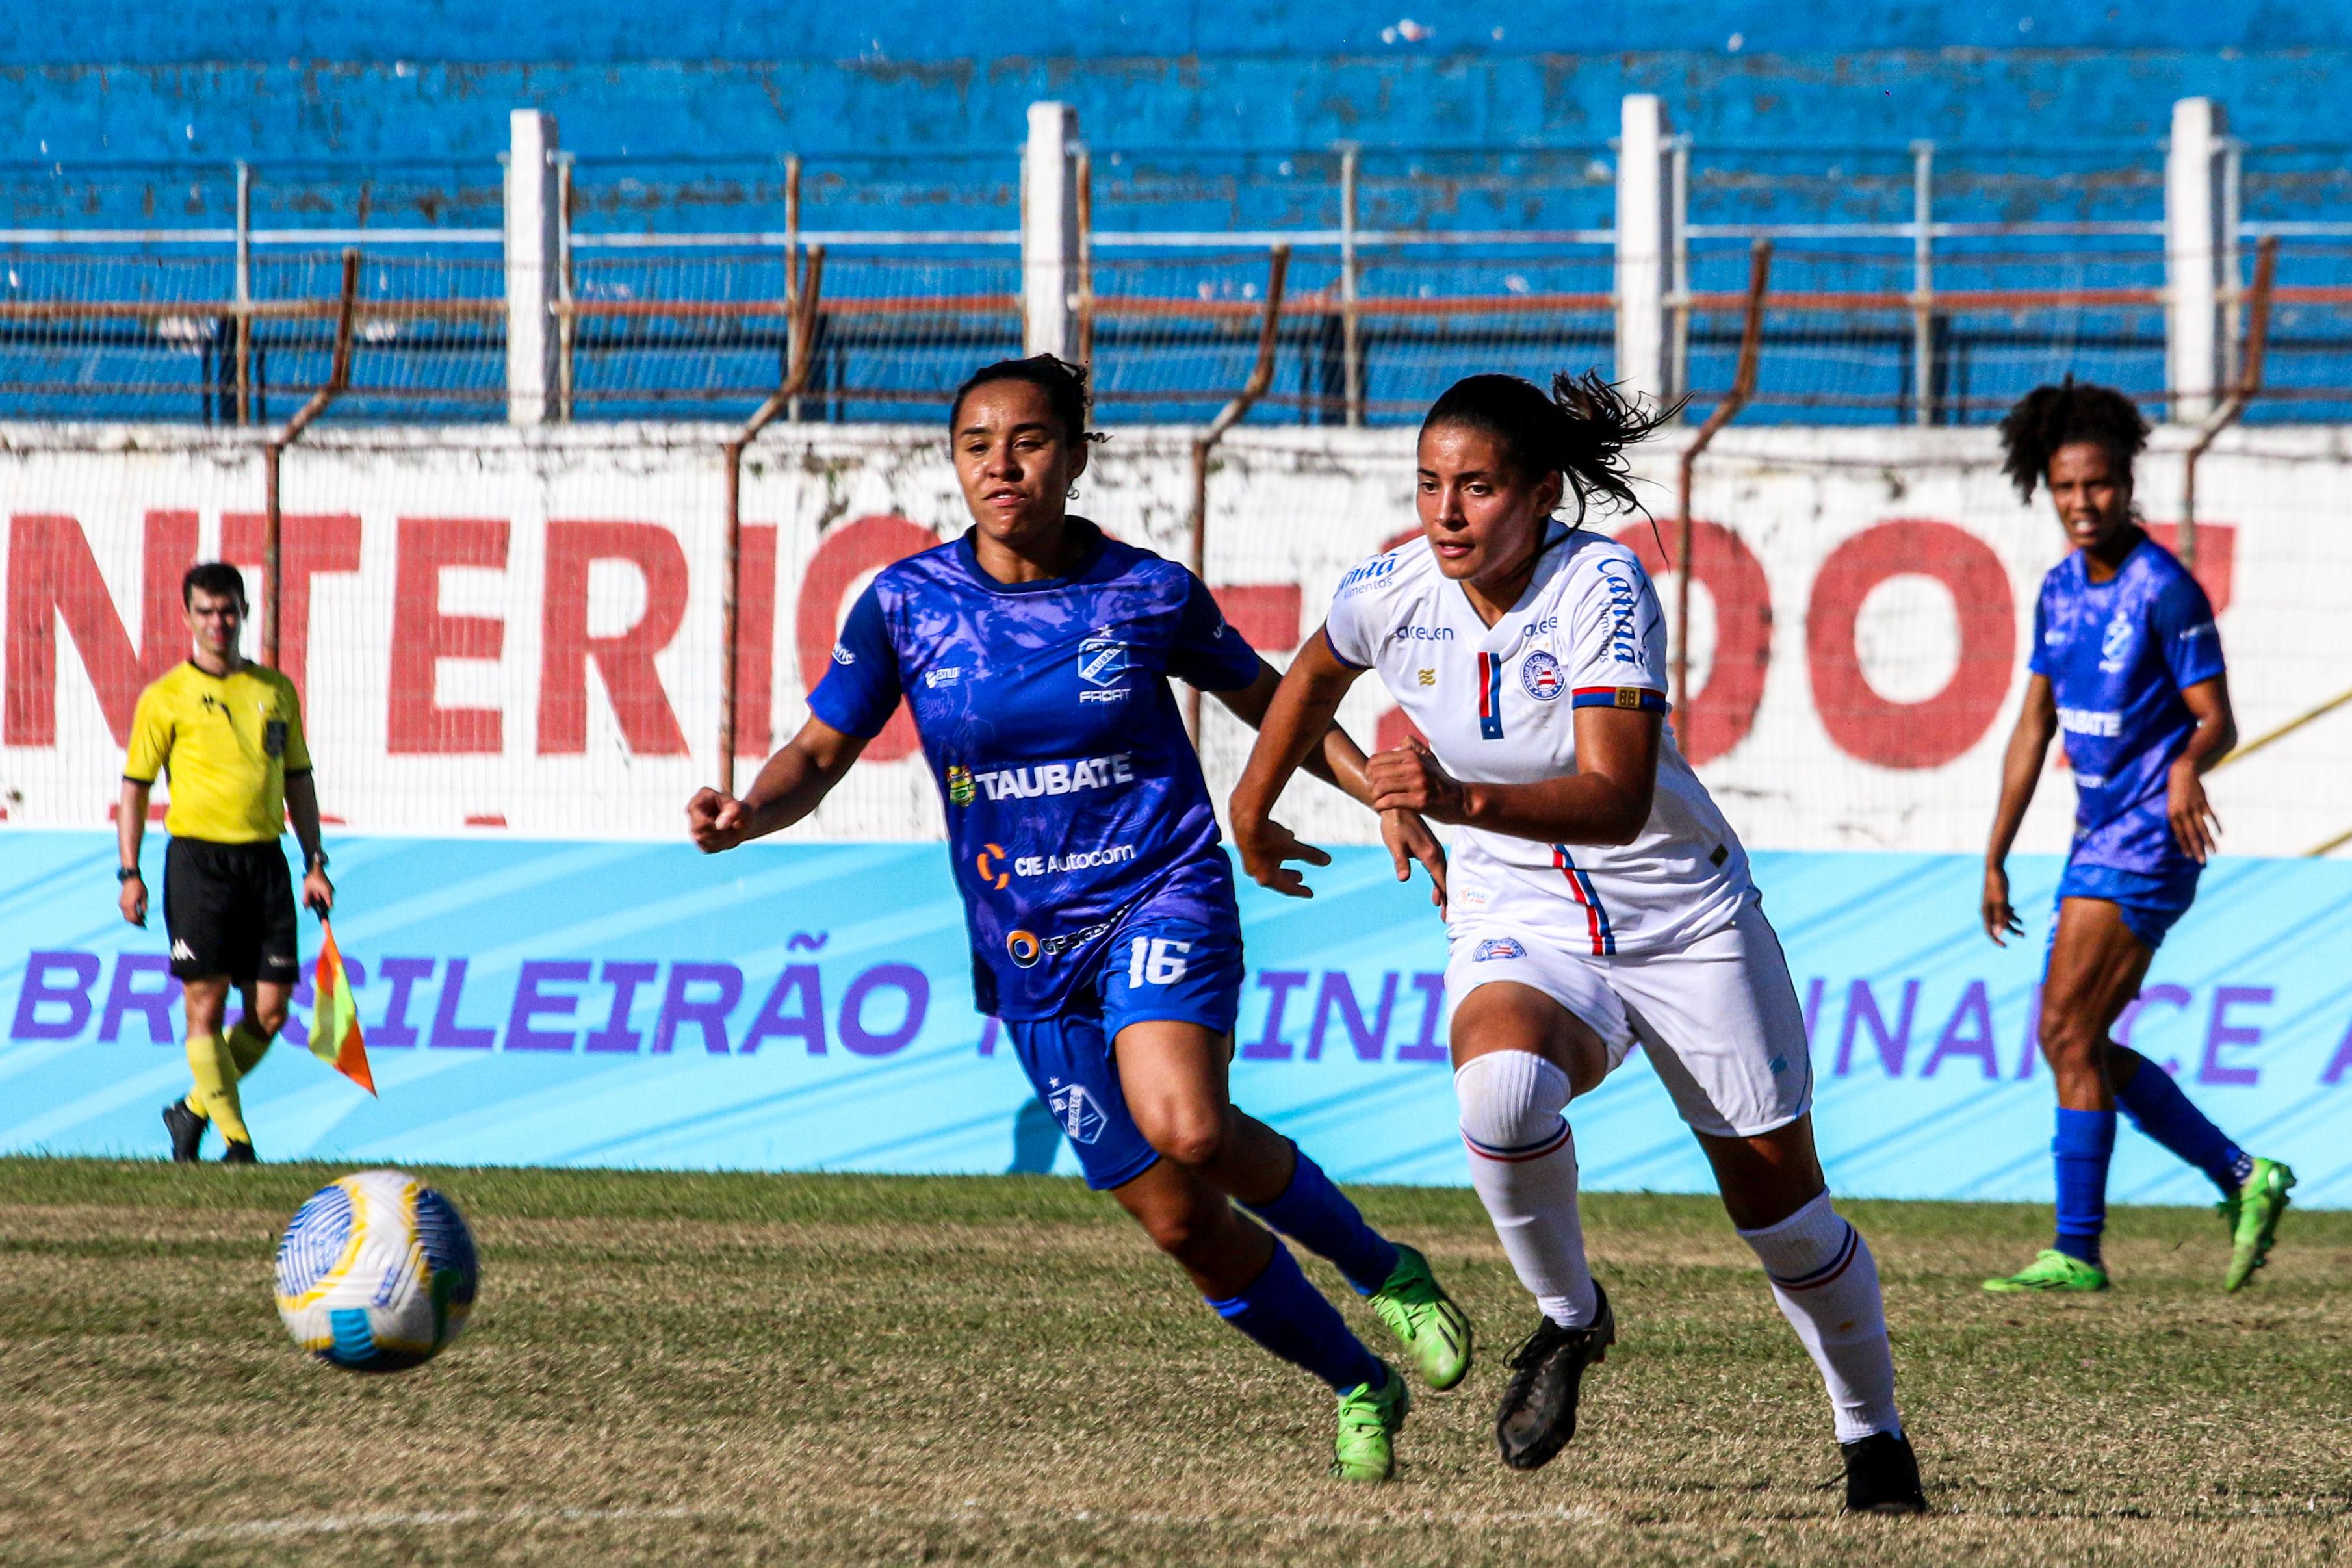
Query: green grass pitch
1 1157 2346 1566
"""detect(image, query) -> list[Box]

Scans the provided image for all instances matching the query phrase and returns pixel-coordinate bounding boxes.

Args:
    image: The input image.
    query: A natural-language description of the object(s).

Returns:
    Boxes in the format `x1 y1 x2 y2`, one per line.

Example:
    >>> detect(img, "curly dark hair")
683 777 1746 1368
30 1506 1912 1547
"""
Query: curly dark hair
948 353 1104 446
1422 369 1677 521
1996 376 2152 503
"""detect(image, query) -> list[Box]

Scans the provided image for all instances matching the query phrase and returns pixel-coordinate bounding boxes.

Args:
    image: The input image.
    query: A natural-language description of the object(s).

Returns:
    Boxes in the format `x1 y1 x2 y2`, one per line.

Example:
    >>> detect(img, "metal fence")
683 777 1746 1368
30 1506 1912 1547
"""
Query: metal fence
4 140 2351 426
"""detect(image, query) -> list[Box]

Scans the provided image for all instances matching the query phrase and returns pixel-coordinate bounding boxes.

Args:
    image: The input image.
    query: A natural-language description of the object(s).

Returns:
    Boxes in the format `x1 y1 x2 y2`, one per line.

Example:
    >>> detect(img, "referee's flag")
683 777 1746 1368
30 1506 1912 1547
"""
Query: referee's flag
311 921 376 1096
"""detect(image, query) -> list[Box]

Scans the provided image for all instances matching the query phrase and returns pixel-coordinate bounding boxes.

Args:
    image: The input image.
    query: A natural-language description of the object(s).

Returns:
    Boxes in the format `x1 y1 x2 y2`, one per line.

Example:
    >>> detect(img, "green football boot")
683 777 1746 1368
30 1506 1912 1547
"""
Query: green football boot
2221 1157 2296 1292
1330 1363 1410 1483
1365 1244 1473 1391
1982 1248 2109 1294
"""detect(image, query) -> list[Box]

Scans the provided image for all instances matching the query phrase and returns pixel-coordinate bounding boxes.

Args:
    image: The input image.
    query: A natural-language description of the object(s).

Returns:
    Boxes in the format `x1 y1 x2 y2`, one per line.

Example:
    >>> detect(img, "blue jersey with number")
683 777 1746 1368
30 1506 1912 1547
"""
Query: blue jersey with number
2029 533 2226 877
805 519 1260 1020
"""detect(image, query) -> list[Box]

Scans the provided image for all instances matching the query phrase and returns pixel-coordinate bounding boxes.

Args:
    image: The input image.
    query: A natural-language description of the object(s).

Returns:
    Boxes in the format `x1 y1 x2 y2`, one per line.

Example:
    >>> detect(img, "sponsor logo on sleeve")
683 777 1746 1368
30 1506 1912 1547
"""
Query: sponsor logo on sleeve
1519 649 1564 700
1334 555 1401 600
1594 560 1642 663
829 643 855 666
1471 936 1525 961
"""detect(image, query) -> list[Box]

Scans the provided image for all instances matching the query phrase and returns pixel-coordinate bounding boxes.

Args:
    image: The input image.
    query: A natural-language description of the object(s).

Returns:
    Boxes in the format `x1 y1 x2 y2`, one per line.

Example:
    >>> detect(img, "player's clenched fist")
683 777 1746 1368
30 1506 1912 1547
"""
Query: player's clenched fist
1367 737 1469 824
686 788 751 853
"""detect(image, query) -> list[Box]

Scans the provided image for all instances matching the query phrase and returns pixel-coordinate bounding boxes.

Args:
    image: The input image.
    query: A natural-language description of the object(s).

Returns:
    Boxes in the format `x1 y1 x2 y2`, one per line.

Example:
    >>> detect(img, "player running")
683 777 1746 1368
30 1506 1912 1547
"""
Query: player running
687 354 1469 1482
1980 379 2294 1295
1230 372 1925 1514
119 562 335 1164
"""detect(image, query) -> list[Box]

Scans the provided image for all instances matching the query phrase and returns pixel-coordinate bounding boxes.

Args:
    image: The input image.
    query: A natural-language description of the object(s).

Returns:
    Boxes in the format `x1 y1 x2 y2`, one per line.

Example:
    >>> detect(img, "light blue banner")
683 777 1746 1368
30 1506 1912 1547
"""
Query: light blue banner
3 830 2347 1205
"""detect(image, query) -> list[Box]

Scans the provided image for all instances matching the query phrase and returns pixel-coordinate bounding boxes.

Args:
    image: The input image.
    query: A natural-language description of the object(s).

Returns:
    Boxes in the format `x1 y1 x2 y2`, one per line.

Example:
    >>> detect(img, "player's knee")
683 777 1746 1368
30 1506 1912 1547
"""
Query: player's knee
1454 1049 1572 1150
246 1003 289 1038
1142 1107 1228 1172
2036 1005 2101 1063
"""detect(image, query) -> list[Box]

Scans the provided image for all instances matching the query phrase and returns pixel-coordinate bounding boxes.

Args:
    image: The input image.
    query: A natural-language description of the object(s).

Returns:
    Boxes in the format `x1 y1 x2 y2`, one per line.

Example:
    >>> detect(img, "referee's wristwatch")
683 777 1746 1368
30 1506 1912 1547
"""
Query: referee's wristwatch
116 866 142 884
305 850 330 873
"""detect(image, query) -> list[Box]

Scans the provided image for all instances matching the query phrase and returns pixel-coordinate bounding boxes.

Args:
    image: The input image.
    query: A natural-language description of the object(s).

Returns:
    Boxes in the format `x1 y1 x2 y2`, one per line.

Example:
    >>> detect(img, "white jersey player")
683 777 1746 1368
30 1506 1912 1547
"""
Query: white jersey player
1231 371 1926 1515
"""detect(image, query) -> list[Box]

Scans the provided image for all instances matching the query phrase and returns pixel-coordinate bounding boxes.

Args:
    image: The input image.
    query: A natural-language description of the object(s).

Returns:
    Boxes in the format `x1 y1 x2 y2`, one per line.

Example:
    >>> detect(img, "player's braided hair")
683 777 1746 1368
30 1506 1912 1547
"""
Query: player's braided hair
1997 376 2152 502
948 353 1107 446
1422 370 1675 523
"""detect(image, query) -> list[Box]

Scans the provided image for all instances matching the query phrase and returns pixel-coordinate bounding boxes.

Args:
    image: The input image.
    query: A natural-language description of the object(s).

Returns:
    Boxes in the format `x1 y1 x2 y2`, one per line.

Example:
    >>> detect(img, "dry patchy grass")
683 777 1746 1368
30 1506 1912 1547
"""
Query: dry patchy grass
0 1159 2345 1566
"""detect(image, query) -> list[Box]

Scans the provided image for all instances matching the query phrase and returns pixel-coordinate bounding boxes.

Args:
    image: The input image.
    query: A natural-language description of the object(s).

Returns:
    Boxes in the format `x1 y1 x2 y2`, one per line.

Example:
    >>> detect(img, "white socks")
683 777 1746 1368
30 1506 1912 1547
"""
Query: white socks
1454 1050 1599 1329
1737 1190 1902 1443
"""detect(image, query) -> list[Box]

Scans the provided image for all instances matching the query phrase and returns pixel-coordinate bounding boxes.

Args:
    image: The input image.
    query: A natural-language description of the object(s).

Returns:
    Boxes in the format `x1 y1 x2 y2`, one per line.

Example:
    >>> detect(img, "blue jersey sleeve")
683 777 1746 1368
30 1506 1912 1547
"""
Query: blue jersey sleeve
2027 587 2055 679
1167 574 1261 692
804 582 903 739
2151 571 2226 692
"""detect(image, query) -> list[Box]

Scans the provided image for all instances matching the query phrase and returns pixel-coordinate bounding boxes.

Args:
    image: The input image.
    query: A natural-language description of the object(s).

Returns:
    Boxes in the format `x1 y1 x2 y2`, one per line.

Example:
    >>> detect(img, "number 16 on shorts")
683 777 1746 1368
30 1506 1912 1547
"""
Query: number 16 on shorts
1127 936 1191 987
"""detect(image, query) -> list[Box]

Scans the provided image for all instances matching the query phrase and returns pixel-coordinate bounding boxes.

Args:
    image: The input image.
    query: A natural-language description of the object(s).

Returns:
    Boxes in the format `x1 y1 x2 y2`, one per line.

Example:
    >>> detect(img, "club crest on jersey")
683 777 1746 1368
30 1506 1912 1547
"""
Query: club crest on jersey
2099 610 2135 673
1471 936 1525 961
1048 1081 1107 1145
946 764 976 806
1519 650 1564 700
1078 634 1128 687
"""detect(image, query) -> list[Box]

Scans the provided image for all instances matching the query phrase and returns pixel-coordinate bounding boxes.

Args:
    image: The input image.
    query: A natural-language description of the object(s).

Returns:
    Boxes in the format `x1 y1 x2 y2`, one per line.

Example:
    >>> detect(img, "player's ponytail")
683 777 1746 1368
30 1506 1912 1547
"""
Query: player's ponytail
1997 375 2152 502
1421 370 1674 524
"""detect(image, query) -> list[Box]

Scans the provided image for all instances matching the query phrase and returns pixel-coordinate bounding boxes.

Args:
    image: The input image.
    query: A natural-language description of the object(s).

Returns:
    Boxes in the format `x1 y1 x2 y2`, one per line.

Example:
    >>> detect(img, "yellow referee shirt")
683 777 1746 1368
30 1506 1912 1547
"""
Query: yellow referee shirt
123 662 313 843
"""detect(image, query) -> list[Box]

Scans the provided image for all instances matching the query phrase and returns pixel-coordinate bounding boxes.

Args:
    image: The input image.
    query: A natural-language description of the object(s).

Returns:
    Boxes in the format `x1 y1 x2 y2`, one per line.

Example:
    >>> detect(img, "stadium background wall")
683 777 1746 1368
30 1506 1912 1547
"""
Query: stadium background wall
1 421 2346 1203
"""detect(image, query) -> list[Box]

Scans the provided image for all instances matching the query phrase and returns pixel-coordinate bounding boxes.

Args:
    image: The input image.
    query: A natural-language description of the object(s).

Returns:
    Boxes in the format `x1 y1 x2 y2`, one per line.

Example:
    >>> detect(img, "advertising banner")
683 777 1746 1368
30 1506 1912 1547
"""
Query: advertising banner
5 830 2346 1207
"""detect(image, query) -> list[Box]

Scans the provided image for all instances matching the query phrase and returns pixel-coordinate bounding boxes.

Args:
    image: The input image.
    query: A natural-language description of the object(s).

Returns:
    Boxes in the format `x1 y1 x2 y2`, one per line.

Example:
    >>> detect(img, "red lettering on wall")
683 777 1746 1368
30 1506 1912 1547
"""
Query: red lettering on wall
1614 519 1772 765
5 511 196 746
537 521 691 756
793 515 938 763
388 518 508 755
735 524 777 758
220 513 363 708
1213 584 1303 654
1807 519 2015 770
2142 522 2236 616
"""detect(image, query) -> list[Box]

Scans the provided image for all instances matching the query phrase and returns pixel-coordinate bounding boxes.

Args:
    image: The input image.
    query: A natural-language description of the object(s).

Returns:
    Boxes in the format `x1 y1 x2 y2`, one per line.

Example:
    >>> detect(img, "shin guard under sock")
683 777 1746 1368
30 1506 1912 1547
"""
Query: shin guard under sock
1207 1239 1387 1394
1243 1144 1400 1296
1738 1191 1903 1443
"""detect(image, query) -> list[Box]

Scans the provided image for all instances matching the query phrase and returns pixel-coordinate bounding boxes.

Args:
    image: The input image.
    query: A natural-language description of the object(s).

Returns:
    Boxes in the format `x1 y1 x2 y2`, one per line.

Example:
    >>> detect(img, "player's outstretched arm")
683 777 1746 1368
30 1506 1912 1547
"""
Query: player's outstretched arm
1982 673 2056 945
687 716 868 853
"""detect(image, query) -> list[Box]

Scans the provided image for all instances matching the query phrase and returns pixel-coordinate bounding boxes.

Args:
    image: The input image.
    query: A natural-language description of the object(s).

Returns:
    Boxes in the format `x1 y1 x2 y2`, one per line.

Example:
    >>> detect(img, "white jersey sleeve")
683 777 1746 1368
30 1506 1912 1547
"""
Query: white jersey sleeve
1562 543 1670 712
1323 548 1408 669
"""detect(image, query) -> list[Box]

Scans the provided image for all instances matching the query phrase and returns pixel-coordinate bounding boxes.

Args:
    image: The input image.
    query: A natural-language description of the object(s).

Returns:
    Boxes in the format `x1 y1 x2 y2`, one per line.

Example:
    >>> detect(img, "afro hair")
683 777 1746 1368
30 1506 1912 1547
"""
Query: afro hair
1996 376 2152 503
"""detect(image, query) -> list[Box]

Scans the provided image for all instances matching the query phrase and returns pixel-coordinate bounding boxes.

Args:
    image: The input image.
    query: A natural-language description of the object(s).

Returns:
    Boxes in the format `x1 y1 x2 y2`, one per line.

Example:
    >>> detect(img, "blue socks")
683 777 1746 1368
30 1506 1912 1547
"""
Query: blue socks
2052 1108 2117 1265
1208 1241 1386 1394
2113 1053 2253 1196
1243 1146 1401 1296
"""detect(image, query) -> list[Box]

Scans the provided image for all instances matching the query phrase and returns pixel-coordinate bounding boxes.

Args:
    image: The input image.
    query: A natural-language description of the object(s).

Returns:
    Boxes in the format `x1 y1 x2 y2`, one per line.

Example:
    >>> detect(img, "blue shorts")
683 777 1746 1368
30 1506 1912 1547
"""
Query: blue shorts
2052 858 2202 954
1002 909 1245 1192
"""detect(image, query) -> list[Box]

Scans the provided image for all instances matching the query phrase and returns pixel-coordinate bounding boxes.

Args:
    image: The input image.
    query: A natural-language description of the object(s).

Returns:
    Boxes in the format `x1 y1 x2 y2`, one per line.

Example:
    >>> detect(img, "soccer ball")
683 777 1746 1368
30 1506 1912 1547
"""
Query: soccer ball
274 1169 479 1372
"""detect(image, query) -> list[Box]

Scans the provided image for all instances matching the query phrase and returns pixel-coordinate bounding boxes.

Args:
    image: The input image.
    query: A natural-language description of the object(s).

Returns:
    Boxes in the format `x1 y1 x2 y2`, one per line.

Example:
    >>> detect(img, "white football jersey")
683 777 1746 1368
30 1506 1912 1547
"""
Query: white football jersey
1325 524 1756 955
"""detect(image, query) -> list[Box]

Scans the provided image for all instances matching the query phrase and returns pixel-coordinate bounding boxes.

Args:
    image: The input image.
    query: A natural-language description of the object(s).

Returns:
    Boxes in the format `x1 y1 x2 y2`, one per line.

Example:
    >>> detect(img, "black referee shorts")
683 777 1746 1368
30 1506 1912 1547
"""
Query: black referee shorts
163 838 301 985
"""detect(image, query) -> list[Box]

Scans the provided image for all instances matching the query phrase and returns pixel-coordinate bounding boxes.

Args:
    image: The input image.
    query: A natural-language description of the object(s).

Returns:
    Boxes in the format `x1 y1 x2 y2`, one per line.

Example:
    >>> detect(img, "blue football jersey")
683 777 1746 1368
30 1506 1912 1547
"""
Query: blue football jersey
2029 533 2226 876
805 519 1261 1019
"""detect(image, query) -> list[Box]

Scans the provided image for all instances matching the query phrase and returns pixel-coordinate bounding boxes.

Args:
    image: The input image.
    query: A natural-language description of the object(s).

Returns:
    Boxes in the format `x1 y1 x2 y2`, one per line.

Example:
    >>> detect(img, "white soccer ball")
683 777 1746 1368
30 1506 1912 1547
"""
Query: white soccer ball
274 1168 479 1372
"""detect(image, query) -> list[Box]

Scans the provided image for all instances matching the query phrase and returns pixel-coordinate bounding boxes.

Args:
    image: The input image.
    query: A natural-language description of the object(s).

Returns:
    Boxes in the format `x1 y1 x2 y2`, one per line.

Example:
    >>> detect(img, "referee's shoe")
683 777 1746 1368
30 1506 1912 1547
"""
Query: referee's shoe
162 1100 206 1163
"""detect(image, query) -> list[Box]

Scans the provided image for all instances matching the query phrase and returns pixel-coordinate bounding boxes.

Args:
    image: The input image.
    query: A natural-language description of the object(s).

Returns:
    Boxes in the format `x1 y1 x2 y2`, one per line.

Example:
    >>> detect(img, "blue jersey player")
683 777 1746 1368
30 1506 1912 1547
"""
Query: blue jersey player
687 355 1469 1480
1980 379 2294 1294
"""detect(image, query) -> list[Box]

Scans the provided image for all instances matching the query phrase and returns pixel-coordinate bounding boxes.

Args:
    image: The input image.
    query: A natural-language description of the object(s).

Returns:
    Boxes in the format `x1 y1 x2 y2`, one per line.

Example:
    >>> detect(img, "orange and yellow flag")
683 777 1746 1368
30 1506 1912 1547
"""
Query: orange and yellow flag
311 921 376 1096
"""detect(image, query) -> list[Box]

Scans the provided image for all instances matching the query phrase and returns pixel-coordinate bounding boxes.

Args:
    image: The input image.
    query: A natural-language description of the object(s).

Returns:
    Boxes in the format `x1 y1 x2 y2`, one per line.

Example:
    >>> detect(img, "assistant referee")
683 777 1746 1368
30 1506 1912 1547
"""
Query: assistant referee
118 562 334 1164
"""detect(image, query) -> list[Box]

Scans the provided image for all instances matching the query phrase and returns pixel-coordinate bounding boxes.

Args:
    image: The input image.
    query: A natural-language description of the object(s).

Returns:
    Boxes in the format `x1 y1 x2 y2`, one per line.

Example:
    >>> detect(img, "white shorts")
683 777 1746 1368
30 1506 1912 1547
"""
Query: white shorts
1446 897 1813 1138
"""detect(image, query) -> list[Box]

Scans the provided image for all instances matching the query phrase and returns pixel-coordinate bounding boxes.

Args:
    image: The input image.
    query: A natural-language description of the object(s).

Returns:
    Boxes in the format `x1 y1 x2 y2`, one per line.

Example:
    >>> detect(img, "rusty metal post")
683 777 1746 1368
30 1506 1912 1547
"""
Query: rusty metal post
1340 143 1362 426
1183 245 1290 735
784 153 803 423
2182 234 2276 573
234 161 253 425
1074 145 1095 374
262 247 359 668
719 246 827 793
1671 238 1771 719
555 151 575 422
